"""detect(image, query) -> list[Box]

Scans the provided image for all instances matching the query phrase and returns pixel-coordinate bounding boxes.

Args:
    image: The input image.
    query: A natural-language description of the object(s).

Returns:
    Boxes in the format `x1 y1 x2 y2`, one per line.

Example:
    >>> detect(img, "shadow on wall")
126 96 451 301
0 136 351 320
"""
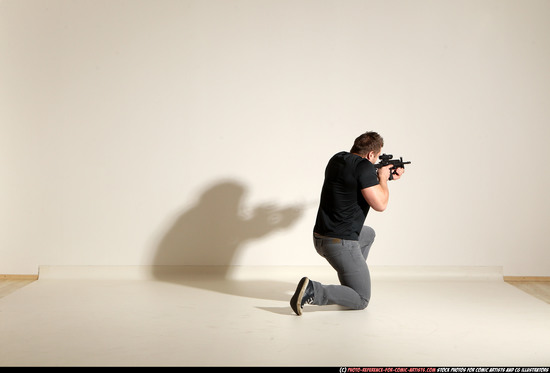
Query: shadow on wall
151 179 306 302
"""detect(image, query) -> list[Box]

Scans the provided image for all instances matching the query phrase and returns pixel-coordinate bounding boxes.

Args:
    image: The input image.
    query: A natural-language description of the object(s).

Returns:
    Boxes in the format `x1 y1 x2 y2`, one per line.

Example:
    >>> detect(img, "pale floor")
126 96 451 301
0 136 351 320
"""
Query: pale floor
1 267 550 367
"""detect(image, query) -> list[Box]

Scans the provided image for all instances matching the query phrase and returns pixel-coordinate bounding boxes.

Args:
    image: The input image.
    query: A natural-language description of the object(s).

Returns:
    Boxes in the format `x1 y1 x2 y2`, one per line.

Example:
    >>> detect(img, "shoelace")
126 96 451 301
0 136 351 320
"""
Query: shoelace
302 296 314 307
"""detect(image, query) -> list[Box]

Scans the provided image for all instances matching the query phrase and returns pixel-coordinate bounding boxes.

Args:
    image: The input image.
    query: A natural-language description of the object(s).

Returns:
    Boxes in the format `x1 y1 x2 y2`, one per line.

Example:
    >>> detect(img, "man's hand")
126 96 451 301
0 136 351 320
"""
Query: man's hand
391 167 405 180
377 164 393 182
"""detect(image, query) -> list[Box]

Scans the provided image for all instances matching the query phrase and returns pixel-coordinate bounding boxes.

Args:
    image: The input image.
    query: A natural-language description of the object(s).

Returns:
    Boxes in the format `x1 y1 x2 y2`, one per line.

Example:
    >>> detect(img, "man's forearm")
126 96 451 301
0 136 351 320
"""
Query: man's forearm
378 177 389 209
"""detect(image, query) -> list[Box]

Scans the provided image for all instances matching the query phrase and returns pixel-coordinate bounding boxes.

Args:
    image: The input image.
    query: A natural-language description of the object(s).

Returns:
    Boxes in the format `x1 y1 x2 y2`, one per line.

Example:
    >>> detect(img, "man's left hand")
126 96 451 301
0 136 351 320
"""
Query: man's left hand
392 167 405 180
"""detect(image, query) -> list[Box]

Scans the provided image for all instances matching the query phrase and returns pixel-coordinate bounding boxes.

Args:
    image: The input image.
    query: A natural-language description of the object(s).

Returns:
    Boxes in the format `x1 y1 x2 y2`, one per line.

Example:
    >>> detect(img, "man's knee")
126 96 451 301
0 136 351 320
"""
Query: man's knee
359 226 376 249
355 297 369 310
360 226 376 241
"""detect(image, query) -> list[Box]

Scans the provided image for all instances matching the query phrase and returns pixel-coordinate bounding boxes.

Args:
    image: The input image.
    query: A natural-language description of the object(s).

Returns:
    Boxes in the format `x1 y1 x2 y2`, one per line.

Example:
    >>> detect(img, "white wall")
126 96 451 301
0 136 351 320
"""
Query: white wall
2 0 549 276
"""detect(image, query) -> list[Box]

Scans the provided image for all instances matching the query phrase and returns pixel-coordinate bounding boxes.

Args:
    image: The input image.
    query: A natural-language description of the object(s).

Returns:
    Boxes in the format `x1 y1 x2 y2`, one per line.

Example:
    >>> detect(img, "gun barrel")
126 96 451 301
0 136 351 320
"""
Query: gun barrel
374 159 411 168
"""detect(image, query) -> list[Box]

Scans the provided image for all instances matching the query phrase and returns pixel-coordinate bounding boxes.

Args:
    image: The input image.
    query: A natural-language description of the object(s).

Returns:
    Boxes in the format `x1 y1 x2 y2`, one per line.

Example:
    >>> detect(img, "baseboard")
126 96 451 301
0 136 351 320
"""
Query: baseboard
0 274 39 280
5 270 549 283
34 265 505 282
503 276 550 282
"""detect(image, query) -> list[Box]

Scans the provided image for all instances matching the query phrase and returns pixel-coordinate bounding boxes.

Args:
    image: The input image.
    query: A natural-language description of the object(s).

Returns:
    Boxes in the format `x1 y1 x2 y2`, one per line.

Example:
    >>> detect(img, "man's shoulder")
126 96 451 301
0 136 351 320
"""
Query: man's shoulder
331 151 360 162
328 151 375 169
357 157 375 170
331 151 348 159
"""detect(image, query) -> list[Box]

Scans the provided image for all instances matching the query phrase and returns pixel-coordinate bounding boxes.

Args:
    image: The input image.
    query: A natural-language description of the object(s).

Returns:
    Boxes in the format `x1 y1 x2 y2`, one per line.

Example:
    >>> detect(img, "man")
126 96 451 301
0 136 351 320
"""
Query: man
290 131 404 316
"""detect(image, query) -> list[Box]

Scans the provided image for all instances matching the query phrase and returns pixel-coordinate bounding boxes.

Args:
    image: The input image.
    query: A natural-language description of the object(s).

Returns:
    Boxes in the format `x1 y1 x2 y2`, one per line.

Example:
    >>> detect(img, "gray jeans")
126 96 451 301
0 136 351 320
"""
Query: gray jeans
311 226 376 310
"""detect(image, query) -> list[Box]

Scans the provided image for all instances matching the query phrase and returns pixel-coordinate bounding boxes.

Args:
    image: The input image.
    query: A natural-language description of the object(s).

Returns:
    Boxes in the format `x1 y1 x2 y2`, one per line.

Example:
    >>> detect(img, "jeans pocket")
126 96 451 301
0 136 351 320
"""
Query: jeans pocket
317 242 344 261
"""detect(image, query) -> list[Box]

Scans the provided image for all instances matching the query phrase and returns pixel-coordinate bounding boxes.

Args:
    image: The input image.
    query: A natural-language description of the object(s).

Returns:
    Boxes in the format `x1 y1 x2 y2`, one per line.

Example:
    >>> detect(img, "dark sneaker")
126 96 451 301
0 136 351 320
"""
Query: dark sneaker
290 277 314 316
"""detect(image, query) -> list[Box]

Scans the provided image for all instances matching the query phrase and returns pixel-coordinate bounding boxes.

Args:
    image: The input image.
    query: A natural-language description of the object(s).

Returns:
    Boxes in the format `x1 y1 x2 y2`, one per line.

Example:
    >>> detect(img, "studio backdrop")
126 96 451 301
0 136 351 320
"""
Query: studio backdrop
2 0 549 276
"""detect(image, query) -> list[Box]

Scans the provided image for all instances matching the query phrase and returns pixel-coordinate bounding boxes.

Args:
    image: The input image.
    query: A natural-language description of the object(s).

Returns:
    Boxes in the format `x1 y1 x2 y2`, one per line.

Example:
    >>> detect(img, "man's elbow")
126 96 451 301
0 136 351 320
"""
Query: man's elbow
362 186 389 212
370 201 388 212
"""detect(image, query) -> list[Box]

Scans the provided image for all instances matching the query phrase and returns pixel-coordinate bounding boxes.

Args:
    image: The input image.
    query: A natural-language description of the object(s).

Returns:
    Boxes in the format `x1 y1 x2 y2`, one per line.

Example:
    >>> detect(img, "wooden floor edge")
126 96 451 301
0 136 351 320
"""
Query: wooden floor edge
0 274 39 280
504 276 550 282
1 273 548 282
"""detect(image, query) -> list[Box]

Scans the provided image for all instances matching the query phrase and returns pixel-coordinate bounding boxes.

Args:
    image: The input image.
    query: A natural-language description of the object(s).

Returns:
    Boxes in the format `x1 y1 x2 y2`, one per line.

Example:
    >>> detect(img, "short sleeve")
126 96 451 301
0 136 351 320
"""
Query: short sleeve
356 160 379 189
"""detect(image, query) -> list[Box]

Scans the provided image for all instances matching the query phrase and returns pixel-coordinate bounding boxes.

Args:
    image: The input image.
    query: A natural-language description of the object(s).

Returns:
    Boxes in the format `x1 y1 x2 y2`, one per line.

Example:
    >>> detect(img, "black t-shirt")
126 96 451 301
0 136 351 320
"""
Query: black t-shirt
313 151 380 240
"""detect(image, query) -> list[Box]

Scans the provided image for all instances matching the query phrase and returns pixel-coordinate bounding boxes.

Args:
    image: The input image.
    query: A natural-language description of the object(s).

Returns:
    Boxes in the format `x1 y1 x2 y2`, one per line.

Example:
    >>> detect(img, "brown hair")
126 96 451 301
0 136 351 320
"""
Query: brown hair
350 131 384 156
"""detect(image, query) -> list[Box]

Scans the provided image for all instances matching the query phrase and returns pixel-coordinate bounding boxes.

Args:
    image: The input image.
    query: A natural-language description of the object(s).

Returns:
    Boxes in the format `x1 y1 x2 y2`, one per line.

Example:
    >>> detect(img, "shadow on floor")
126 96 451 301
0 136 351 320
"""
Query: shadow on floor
152 266 296 302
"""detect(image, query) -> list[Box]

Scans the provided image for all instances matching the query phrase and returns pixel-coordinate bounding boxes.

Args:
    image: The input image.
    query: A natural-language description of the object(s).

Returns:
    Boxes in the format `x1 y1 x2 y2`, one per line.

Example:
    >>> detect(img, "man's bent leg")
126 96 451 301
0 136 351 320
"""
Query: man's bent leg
312 235 371 310
358 226 376 261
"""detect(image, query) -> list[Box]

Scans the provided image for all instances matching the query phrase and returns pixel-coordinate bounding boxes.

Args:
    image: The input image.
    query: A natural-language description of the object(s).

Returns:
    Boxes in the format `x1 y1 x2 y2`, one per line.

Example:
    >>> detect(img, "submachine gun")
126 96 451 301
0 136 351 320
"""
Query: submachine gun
374 154 411 180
